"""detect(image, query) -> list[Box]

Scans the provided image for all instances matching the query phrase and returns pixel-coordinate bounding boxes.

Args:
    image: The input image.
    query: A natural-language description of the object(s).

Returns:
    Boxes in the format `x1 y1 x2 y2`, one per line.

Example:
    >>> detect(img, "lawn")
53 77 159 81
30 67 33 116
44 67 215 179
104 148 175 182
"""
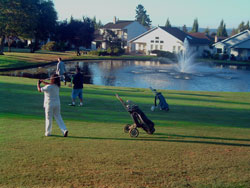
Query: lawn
0 76 250 188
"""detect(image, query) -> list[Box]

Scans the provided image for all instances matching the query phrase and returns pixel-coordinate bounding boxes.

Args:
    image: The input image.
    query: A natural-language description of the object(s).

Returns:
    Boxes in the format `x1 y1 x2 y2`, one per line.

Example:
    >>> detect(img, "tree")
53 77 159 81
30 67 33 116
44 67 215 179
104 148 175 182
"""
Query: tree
191 18 199 33
182 25 188 33
245 21 250 30
165 18 171 28
217 20 228 37
231 28 238 36
135 4 152 27
0 0 58 54
0 0 38 54
237 21 245 32
28 0 58 53
92 16 103 30
53 17 95 54
204 27 210 35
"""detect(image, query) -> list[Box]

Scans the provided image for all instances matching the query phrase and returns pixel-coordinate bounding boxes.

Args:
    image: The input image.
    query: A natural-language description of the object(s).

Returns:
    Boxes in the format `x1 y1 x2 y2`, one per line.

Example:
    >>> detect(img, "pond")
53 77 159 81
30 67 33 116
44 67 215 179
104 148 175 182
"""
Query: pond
1 60 250 92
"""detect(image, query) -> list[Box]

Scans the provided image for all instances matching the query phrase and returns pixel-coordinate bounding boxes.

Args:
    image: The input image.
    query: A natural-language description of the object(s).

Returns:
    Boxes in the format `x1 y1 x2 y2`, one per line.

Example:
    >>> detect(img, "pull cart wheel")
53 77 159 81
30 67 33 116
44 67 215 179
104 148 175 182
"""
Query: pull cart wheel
129 128 139 138
124 124 131 133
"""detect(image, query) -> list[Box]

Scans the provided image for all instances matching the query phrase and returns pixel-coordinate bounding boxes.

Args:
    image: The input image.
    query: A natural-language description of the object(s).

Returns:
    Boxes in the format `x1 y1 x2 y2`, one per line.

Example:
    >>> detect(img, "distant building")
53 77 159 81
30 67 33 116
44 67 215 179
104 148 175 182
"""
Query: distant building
213 30 250 60
92 17 148 50
129 26 211 57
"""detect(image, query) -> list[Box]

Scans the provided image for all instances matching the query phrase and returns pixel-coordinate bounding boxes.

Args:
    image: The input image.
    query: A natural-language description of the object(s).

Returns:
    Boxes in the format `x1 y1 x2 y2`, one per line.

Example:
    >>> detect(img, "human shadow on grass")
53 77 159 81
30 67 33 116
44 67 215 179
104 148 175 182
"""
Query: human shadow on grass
50 135 250 147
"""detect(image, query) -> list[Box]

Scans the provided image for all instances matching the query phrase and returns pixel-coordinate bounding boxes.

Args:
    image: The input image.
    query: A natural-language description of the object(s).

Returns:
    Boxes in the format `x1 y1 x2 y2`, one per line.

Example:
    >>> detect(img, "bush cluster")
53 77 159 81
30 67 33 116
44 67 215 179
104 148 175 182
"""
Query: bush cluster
41 41 67 51
151 50 176 59
88 47 125 56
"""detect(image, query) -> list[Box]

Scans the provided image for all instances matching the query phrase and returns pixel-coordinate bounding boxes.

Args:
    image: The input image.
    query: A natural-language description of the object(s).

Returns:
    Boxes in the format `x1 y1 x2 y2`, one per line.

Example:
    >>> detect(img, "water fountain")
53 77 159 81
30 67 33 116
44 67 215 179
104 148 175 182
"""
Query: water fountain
175 38 197 74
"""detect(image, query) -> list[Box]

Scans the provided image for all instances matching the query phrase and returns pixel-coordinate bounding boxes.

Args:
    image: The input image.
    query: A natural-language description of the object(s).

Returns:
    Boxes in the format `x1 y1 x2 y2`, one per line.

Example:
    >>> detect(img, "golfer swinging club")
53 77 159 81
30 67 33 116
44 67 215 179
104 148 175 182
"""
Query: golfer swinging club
37 74 68 137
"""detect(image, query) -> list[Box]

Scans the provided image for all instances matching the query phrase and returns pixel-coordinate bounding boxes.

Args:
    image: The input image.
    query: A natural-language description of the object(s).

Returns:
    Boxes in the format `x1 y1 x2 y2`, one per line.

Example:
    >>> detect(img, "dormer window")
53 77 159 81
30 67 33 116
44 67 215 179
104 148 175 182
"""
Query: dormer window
155 37 159 39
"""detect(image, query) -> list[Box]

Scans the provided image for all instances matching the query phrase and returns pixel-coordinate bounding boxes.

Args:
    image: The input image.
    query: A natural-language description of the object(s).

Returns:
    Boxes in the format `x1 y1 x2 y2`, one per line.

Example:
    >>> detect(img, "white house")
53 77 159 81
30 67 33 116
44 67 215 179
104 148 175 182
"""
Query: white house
213 29 250 60
129 26 212 57
93 17 148 50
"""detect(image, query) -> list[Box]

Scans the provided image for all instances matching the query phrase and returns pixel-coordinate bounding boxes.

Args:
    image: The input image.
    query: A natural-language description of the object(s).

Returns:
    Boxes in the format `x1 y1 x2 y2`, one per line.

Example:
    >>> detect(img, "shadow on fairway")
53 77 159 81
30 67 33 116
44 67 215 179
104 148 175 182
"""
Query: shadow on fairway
50 135 250 147
154 133 250 142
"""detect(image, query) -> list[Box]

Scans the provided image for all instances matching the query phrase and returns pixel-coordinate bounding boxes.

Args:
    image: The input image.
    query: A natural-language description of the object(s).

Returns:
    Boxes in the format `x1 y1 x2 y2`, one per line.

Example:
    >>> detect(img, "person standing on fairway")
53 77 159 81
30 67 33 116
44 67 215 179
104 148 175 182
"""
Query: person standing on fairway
37 74 68 137
69 66 84 106
56 57 66 85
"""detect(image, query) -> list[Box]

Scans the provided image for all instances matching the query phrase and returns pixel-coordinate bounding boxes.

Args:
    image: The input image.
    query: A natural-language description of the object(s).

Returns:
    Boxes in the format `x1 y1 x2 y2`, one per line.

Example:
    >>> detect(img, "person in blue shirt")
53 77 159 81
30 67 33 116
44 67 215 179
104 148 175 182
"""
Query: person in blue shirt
69 66 84 106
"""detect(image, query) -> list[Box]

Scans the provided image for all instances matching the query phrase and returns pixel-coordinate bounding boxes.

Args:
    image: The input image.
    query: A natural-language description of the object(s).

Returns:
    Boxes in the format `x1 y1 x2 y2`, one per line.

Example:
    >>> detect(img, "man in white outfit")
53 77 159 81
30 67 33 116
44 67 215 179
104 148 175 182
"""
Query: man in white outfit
37 74 68 137
56 57 66 85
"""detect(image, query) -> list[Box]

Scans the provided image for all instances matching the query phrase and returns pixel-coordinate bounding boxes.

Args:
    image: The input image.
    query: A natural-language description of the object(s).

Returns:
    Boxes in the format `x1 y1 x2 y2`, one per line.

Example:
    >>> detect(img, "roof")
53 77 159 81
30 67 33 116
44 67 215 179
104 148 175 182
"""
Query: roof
102 20 134 29
214 29 250 47
159 27 211 45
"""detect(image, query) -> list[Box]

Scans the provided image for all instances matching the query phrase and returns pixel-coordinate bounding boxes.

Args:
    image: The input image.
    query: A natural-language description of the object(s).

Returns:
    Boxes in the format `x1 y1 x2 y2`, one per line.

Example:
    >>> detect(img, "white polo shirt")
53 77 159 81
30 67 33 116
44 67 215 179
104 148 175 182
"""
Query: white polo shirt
41 84 60 107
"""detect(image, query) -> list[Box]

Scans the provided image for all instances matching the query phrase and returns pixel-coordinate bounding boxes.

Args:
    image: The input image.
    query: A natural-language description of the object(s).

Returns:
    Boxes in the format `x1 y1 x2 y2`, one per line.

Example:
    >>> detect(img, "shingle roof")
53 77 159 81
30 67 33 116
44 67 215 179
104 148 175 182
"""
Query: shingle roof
102 20 134 29
160 27 211 45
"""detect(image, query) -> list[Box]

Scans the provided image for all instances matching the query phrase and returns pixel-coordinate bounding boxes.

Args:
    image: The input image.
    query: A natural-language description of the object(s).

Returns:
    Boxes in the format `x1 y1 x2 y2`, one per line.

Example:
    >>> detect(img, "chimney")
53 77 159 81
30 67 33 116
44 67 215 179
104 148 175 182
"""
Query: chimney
113 16 117 24
215 35 218 43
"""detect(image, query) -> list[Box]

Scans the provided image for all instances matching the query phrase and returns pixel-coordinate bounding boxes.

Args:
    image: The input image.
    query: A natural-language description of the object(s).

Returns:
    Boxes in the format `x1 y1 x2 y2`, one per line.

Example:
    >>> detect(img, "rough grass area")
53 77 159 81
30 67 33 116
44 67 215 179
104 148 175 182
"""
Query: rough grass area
0 48 153 70
0 76 250 188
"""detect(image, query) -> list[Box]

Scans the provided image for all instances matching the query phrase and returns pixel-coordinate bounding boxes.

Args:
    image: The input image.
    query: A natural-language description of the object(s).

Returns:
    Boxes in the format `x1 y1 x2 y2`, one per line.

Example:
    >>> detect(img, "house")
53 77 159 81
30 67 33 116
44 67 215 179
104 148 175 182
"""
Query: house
213 30 250 60
92 17 148 50
129 26 212 57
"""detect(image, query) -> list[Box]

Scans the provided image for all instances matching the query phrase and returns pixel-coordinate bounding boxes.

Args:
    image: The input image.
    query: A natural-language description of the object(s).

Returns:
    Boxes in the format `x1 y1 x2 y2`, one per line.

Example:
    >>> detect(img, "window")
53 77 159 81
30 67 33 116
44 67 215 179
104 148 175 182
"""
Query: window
151 40 154 43
151 44 153 50
160 45 163 50
160 41 164 43
178 46 181 51
217 48 222 54
155 41 159 43
155 37 159 39
173 46 176 52
155 45 158 50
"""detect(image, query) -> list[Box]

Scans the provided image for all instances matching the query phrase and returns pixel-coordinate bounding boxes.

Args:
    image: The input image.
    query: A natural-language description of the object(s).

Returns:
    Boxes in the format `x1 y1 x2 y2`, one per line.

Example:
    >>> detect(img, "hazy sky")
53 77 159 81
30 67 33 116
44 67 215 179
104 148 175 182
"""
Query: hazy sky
53 0 250 29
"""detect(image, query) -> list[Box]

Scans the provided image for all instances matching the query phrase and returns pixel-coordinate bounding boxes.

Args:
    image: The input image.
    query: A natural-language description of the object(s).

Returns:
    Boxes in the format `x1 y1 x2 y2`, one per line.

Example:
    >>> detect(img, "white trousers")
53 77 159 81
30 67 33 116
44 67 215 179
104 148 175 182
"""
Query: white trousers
45 105 67 136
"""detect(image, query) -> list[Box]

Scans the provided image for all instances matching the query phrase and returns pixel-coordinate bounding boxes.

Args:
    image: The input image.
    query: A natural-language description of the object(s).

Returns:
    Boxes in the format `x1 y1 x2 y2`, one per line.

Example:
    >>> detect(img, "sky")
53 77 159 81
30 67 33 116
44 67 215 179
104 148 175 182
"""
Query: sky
52 0 250 29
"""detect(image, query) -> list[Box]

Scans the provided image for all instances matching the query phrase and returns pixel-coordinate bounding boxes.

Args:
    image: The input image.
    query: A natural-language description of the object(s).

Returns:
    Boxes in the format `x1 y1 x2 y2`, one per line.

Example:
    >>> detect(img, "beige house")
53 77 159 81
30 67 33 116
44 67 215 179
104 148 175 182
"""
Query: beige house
92 17 148 50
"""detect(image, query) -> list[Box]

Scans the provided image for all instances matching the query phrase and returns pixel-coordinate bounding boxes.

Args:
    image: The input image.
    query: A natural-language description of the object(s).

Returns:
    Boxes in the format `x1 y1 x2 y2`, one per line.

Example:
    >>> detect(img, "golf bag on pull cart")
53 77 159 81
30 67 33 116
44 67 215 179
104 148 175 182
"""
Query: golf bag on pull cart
150 87 169 111
116 94 155 138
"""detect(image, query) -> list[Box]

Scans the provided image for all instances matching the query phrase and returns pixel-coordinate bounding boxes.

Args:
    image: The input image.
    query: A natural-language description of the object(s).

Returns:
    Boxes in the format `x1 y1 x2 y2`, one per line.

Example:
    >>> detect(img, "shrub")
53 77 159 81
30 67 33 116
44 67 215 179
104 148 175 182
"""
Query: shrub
41 41 66 51
221 54 229 60
151 50 175 59
107 47 112 55
17 41 25 48
213 53 220 60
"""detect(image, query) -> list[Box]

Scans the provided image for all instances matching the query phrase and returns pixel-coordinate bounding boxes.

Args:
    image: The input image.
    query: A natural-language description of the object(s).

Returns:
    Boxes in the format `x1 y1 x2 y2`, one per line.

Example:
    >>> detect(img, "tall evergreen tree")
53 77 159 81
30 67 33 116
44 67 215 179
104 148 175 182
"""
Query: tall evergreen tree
182 25 188 33
217 20 228 37
135 4 152 27
238 21 245 32
165 18 171 28
191 18 199 33
245 21 249 30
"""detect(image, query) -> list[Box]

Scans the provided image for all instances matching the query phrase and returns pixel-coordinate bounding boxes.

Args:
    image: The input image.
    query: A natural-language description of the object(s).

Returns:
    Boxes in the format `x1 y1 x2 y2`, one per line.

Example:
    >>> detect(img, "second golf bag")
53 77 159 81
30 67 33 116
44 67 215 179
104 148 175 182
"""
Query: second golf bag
155 92 169 111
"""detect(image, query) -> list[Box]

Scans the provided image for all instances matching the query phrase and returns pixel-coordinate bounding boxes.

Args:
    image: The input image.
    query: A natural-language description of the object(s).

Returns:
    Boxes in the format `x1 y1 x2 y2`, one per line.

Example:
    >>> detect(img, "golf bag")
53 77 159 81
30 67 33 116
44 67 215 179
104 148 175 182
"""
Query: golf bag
116 94 155 137
155 92 169 111
128 105 155 135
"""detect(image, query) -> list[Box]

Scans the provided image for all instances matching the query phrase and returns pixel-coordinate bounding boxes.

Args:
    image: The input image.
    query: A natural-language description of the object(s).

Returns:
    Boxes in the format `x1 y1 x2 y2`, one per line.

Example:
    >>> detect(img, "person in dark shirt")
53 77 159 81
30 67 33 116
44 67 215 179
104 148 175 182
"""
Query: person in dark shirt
69 67 84 106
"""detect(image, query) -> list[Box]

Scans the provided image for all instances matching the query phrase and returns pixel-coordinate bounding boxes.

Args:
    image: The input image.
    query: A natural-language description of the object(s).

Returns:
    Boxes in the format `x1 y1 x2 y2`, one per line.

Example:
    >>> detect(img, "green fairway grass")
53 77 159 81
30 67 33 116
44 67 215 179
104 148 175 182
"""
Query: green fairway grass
0 76 250 188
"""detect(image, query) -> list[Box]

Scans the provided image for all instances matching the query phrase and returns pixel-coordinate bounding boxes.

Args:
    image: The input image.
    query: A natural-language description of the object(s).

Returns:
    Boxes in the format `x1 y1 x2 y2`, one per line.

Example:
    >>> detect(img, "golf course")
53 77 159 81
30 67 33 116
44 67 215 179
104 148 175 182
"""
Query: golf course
1 57 250 187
